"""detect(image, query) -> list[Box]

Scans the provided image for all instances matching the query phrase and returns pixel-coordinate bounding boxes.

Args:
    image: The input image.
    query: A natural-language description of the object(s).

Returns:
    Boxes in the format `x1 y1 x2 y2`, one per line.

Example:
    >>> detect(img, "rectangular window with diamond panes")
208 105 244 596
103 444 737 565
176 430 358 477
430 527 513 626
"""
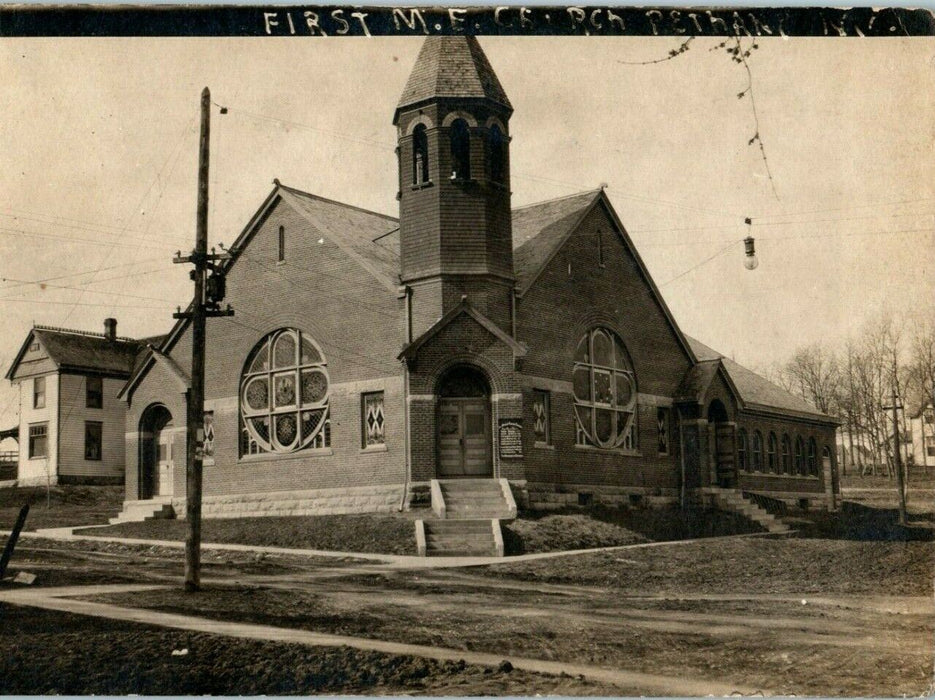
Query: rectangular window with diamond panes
532 390 550 445
657 407 669 455
203 411 215 463
362 391 385 448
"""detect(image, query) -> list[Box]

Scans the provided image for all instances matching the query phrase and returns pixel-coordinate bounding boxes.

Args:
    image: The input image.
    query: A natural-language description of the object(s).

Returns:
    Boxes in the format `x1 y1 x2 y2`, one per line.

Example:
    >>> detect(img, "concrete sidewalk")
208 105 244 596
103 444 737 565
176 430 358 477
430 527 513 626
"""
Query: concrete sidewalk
0 582 772 697
15 527 782 570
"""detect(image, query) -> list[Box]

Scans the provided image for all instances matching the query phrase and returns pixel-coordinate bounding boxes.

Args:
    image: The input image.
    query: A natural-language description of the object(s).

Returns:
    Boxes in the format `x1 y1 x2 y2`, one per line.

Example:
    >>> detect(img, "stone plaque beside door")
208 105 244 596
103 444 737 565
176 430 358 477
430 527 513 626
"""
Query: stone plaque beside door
498 419 523 459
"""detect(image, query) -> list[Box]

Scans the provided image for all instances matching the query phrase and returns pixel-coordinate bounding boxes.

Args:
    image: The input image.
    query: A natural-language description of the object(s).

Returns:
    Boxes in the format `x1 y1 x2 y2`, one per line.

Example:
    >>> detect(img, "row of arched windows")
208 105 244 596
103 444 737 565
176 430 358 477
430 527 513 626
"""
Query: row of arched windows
411 120 506 186
737 428 821 477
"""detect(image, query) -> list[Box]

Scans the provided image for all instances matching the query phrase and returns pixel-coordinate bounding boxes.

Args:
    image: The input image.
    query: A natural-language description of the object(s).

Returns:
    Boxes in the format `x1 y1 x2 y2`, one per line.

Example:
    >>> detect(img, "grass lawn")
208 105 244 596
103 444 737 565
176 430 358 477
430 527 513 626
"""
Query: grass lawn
0 605 618 696
0 485 123 531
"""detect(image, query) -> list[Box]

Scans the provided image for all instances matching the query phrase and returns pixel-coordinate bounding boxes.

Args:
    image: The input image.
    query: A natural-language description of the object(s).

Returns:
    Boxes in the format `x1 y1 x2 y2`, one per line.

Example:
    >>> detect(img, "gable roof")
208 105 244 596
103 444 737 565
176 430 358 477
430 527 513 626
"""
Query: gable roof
5 325 143 380
398 297 527 362
395 36 512 120
685 336 835 421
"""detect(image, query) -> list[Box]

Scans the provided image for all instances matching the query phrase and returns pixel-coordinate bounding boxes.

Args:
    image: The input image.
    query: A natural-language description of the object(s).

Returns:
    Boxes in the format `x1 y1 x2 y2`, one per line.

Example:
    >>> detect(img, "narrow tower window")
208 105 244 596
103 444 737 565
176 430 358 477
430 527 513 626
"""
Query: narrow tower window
488 124 505 184
598 229 605 267
412 124 429 185
449 119 471 180
278 225 285 262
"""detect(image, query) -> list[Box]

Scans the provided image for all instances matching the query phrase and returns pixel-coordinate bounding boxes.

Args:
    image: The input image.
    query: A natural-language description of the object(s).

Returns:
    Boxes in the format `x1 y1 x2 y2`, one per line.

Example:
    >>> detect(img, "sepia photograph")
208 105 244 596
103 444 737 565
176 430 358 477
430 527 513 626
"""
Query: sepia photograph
0 8 933 696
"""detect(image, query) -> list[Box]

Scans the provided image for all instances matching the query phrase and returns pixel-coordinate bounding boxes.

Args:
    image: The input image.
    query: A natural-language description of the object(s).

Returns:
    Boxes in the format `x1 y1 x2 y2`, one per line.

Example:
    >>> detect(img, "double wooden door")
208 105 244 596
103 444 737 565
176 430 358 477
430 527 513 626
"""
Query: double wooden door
437 398 491 477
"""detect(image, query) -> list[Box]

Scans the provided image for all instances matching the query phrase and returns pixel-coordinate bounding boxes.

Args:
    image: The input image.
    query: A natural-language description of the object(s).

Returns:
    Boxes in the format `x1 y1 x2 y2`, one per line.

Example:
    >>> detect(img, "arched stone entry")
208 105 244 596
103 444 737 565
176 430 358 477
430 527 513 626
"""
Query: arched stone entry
436 365 492 478
707 399 737 488
139 404 174 500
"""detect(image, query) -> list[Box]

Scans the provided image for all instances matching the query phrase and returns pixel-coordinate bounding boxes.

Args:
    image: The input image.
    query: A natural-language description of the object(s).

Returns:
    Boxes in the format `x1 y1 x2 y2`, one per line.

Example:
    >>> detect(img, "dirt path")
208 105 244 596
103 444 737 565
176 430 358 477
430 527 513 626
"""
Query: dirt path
0 583 766 697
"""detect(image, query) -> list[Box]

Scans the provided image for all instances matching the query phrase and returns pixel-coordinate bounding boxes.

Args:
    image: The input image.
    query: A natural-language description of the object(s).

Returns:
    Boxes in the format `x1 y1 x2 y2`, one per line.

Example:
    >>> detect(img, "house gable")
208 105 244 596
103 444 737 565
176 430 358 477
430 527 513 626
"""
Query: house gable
6 330 57 381
516 193 695 399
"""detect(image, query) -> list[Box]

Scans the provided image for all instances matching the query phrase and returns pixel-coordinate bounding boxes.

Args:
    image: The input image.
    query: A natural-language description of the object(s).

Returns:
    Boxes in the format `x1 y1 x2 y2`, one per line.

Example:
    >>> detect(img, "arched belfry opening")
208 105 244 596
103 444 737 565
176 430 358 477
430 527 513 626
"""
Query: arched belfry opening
412 123 429 186
139 404 173 500
436 365 492 478
488 123 505 184
449 118 471 180
707 399 736 488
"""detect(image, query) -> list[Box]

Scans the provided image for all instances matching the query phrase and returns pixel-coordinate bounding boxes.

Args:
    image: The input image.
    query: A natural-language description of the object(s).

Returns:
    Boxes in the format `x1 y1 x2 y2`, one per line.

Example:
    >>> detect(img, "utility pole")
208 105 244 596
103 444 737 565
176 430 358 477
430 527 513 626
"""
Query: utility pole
883 382 907 527
173 87 232 592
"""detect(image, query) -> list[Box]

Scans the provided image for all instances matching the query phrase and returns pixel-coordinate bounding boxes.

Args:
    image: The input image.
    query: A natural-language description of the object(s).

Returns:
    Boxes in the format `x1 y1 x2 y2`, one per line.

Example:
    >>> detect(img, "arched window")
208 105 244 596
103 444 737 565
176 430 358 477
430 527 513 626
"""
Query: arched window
767 432 778 473
412 124 429 186
449 118 471 180
573 327 637 450
737 428 748 471
240 328 330 455
488 124 505 183
781 434 792 473
794 436 806 475
807 437 818 476
752 430 763 471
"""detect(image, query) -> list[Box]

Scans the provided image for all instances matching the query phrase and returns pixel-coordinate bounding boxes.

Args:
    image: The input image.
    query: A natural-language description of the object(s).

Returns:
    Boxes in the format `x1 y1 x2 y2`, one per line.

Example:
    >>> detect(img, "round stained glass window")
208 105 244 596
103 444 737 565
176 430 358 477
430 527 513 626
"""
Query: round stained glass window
573 327 637 450
240 329 329 454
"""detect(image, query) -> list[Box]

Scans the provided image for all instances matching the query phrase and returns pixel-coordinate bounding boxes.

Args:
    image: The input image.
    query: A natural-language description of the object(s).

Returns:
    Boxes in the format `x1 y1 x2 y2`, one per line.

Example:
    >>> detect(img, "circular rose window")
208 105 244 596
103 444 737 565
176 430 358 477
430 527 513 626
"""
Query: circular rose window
240 329 329 454
573 327 637 450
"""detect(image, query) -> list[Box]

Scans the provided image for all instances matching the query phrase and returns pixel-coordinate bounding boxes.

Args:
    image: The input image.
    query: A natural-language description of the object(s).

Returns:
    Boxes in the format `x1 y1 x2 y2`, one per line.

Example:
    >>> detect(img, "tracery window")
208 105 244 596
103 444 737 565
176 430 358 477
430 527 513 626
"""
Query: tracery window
412 124 429 185
573 327 637 450
240 329 330 456
767 432 778 473
737 428 748 471
752 430 763 471
449 118 471 180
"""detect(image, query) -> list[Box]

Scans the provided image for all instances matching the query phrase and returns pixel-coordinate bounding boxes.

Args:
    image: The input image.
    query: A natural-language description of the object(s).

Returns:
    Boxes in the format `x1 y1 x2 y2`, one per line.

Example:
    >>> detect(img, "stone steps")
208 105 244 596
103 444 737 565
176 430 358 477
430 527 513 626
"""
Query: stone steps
418 518 502 557
109 501 175 525
432 478 516 521
709 488 791 534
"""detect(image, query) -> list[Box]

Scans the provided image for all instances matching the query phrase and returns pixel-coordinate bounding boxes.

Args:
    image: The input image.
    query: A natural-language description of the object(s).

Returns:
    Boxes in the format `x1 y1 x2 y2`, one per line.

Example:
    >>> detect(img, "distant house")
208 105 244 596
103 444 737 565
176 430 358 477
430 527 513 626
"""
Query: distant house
909 402 935 473
4 319 146 486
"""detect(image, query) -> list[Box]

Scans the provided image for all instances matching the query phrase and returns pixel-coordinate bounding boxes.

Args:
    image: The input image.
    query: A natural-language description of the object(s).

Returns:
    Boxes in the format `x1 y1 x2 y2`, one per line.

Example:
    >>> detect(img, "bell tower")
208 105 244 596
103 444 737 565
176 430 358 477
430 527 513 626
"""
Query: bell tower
394 36 514 337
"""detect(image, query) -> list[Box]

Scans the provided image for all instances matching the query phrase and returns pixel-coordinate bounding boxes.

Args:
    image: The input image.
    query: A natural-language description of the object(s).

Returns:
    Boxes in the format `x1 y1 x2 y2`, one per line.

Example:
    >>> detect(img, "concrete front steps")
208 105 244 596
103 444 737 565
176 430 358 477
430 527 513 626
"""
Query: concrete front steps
416 478 516 557
416 518 503 557
108 499 175 525
707 487 792 535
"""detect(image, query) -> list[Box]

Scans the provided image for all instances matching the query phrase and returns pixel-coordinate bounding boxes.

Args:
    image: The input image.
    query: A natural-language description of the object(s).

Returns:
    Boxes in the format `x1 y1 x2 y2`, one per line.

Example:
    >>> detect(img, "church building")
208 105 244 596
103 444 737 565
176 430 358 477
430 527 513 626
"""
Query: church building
117 37 839 525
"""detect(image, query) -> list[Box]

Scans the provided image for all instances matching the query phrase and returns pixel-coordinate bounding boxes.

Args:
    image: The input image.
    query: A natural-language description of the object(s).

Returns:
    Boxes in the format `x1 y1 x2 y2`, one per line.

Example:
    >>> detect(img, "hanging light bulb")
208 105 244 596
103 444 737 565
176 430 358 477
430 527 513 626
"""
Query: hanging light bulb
744 236 758 270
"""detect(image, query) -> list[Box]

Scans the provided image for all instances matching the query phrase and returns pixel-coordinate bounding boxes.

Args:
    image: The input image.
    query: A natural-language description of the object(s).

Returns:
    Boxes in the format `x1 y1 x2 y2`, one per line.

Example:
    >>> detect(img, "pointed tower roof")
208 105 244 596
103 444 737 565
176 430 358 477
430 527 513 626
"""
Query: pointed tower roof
395 36 512 122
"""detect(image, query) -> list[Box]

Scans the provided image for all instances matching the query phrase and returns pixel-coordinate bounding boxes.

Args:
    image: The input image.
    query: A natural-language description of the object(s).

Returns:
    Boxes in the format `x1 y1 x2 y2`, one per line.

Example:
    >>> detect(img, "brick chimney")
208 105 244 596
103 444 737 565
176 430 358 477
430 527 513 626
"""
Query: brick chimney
104 317 117 341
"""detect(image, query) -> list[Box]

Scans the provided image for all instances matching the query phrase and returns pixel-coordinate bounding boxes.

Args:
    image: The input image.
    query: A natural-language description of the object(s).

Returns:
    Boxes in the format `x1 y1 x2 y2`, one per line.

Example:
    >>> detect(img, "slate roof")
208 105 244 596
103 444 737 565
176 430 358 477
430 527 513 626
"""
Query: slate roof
511 190 602 294
31 327 143 376
278 185 400 291
685 336 833 420
396 36 512 118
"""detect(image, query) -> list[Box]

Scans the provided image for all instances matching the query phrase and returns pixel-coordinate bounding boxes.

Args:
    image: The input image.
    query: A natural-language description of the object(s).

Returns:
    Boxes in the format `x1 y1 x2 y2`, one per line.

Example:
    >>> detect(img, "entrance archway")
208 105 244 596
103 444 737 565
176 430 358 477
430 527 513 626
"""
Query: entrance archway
707 399 736 488
139 404 174 500
436 365 492 478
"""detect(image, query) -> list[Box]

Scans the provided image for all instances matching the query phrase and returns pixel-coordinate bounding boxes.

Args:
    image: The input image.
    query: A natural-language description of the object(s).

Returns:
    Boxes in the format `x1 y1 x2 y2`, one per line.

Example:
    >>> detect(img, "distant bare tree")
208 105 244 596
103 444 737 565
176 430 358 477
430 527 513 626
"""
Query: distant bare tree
776 343 842 415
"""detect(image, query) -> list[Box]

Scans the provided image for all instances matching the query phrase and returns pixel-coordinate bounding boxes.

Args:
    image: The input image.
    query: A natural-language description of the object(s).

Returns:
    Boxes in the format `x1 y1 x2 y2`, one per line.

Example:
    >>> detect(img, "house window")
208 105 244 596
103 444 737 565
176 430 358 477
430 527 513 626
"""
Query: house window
737 428 748 471
86 376 103 409
203 411 215 460
795 436 806 475
28 423 48 459
362 391 385 448
925 410 934 425
29 342 39 352
752 430 763 471
240 328 330 455
767 432 778 472
488 124 505 184
927 446 935 457
449 118 471 180
33 376 46 409
412 124 429 185
807 437 818 476
573 327 637 450
278 225 285 262
657 407 669 455
532 390 551 445
781 434 792 474
84 421 102 461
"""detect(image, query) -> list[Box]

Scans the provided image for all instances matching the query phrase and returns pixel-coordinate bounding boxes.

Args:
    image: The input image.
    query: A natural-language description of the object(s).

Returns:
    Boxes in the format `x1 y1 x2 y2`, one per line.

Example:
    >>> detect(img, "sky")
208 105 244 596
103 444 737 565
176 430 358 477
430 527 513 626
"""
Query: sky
0 36 932 428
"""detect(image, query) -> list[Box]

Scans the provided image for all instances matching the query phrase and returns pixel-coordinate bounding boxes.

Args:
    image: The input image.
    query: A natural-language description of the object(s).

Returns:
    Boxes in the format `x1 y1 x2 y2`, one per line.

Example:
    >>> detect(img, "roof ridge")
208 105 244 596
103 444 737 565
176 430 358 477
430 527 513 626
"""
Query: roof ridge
512 188 602 213
276 181 398 224
34 324 137 343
